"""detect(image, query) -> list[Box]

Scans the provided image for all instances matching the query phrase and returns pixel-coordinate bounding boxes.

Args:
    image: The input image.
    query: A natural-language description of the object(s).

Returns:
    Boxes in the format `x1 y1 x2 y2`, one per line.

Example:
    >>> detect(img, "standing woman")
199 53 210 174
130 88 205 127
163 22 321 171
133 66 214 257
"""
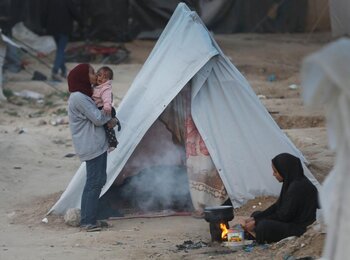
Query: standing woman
244 153 319 243
67 63 116 231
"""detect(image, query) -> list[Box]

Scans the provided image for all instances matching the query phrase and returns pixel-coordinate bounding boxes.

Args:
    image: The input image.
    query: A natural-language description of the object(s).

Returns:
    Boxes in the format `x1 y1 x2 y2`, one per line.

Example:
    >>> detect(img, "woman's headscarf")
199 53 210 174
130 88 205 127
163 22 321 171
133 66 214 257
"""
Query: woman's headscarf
272 153 305 205
67 63 93 97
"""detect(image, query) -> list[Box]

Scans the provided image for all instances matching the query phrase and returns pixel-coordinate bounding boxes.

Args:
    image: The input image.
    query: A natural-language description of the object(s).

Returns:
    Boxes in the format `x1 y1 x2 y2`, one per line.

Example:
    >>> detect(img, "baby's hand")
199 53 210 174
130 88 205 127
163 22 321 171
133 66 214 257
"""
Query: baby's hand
106 118 117 129
103 106 112 116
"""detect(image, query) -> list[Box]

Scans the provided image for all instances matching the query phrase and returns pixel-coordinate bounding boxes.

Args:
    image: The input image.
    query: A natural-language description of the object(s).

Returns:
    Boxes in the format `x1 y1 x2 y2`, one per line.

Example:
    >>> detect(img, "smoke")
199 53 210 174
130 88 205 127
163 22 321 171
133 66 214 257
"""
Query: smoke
118 165 193 212
113 119 193 212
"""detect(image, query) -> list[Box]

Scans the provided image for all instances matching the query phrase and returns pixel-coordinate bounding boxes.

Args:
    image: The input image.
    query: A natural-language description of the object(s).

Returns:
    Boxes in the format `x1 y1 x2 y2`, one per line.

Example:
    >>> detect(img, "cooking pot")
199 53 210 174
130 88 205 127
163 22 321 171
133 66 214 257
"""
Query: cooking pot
204 205 234 223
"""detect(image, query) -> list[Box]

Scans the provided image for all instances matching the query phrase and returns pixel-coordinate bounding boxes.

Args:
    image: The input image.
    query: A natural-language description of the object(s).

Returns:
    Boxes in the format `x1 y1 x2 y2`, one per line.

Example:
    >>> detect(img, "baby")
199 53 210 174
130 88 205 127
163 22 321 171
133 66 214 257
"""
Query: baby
92 66 120 152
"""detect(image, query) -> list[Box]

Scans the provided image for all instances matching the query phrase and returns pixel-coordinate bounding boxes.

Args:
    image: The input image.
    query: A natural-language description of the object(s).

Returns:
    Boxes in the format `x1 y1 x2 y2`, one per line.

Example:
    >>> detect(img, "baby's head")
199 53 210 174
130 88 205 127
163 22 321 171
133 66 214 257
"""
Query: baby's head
96 66 113 85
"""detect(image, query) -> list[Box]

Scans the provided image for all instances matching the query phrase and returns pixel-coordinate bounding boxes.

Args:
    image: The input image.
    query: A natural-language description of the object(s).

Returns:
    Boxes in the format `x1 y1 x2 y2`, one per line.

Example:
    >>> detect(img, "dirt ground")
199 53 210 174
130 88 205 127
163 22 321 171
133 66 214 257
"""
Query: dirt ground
0 33 334 260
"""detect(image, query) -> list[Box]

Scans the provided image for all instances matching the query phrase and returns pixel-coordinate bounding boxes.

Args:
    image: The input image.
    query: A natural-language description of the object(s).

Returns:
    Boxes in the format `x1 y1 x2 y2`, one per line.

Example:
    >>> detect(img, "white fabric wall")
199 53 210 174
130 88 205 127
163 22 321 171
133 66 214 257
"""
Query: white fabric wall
302 38 350 260
0 34 7 101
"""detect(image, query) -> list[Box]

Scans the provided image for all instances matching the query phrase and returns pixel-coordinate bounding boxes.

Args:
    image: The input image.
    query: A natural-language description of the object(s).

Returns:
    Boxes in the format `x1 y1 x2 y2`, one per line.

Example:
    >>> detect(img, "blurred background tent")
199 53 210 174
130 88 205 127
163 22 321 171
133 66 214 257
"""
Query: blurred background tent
329 0 350 37
0 0 338 42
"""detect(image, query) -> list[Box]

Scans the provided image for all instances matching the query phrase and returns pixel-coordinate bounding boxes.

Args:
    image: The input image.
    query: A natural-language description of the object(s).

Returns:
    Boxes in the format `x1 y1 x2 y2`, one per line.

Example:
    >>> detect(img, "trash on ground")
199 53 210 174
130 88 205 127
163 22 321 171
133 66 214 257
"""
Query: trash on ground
267 74 276 82
176 240 208 250
14 90 44 100
288 84 299 90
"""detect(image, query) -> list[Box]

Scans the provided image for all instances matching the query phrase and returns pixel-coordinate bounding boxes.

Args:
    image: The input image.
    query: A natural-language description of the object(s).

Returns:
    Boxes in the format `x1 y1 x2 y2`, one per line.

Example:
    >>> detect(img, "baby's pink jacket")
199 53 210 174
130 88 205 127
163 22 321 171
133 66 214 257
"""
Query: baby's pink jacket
92 80 113 111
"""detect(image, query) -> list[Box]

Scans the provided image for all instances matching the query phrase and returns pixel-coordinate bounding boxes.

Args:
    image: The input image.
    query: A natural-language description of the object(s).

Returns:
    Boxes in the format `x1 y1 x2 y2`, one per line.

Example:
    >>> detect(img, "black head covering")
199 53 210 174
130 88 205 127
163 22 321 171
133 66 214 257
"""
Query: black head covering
272 153 305 205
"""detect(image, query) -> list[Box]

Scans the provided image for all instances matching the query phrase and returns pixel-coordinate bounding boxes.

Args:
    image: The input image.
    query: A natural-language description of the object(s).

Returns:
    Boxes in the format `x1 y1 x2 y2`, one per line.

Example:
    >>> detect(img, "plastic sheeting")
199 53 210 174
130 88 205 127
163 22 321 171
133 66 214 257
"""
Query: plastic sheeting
49 3 319 215
0 33 7 101
302 38 350 260
11 22 56 54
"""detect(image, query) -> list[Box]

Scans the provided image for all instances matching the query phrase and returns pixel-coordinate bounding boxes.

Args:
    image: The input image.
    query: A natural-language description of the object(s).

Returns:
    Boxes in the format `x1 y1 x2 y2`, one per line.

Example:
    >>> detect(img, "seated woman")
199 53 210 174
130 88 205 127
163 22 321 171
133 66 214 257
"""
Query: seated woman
244 153 319 244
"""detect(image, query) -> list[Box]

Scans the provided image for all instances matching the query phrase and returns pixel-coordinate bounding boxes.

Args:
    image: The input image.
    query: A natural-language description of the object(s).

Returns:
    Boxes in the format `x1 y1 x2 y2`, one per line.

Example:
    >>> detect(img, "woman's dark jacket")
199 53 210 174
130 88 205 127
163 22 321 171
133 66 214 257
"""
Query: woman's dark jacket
253 153 319 229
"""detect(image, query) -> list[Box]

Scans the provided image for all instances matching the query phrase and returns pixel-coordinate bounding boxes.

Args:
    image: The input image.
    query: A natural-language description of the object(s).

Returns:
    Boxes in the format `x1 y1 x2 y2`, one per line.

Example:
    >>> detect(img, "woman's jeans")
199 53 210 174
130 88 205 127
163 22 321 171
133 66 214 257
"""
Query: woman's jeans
80 152 107 226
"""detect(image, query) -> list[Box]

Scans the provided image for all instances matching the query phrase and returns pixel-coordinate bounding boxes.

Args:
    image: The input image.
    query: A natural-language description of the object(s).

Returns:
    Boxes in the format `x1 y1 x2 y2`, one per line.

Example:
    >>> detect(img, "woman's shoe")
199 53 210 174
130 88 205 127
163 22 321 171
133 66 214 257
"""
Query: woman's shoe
80 224 102 232
97 220 112 228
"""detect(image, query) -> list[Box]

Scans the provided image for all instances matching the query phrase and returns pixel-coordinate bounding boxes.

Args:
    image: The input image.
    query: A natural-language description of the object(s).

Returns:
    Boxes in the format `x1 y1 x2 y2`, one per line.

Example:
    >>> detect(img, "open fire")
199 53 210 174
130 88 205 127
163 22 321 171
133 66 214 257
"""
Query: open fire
221 223 245 243
220 223 229 240
204 205 234 242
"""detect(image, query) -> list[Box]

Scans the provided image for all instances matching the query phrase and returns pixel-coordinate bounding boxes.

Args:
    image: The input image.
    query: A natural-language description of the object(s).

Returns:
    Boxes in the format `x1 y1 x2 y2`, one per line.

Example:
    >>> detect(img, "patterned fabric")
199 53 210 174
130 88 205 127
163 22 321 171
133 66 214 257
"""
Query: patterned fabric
104 124 118 148
185 115 228 212
161 85 228 212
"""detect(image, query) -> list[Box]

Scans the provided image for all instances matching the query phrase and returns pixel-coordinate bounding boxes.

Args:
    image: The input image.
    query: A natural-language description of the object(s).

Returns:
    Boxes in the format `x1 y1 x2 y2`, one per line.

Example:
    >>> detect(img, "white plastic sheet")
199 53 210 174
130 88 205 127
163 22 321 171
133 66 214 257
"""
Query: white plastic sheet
302 38 350 260
11 22 56 54
0 33 7 101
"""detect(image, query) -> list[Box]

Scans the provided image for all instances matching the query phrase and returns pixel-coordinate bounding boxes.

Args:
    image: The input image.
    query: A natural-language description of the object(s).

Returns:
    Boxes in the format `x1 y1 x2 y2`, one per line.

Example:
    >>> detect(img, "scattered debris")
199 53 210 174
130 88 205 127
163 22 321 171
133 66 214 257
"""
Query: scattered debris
32 71 47 81
201 248 235 256
29 111 45 118
50 117 68 126
176 240 208 250
17 128 27 134
267 74 276 82
52 139 65 145
37 119 47 126
41 217 48 224
270 222 325 259
64 153 76 158
14 90 44 100
258 94 267 99
288 84 299 90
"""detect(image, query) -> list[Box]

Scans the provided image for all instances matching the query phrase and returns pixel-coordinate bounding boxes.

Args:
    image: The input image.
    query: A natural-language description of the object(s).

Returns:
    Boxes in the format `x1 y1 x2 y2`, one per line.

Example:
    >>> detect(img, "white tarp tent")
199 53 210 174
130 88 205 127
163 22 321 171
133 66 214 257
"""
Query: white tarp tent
0 32 7 101
302 38 350 260
49 3 319 215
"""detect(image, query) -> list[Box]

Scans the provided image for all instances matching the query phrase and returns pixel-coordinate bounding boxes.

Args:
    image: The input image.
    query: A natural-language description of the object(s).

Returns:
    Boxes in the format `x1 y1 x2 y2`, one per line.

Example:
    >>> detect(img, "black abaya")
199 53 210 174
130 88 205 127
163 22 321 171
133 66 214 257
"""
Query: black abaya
252 153 318 244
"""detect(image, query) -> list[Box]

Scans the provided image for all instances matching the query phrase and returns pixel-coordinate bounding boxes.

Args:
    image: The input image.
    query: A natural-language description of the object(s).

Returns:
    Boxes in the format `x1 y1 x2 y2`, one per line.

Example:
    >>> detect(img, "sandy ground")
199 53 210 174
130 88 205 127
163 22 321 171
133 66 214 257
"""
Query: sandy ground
0 33 334 260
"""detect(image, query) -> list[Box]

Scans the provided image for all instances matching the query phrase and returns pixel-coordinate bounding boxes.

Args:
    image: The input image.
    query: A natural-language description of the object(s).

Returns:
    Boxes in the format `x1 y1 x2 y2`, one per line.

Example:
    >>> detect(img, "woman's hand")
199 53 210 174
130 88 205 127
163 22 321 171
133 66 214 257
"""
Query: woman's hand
106 118 117 129
244 218 256 233
245 217 254 224
103 106 112 116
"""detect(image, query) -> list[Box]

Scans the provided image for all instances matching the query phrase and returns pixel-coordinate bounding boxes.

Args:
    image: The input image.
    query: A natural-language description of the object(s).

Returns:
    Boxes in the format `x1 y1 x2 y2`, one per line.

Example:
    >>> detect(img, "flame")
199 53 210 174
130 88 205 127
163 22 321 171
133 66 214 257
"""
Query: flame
220 223 228 240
